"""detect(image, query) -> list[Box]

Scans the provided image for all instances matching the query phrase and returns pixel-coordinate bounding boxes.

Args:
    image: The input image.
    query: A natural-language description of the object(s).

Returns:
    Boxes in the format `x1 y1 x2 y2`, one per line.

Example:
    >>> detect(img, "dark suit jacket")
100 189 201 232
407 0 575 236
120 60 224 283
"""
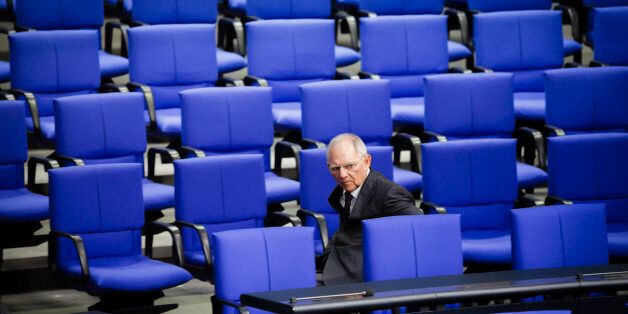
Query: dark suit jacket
322 169 421 285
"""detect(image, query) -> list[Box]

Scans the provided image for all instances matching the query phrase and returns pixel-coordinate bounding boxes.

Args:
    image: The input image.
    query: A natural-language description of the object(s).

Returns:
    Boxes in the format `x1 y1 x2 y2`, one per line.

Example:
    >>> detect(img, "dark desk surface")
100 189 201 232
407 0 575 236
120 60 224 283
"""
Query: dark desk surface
240 264 628 314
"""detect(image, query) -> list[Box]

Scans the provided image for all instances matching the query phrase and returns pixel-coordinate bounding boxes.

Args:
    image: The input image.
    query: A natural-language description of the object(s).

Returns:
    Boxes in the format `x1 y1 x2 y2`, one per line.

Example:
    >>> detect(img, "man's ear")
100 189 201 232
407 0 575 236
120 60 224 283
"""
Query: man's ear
364 154 372 168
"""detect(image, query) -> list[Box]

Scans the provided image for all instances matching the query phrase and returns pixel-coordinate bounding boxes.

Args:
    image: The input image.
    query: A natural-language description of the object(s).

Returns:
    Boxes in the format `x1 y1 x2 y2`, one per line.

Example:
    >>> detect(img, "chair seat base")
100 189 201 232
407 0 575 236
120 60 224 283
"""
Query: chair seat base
87 291 177 313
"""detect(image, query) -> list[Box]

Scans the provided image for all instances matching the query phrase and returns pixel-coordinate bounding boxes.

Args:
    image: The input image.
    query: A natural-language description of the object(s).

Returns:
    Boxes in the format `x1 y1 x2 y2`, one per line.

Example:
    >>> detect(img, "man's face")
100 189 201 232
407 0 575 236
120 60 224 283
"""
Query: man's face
327 142 371 192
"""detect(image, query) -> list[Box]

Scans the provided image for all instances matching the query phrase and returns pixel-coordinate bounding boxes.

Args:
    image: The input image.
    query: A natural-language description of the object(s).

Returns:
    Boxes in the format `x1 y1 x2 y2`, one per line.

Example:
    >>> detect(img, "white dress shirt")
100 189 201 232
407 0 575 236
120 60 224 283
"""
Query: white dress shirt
338 169 370 213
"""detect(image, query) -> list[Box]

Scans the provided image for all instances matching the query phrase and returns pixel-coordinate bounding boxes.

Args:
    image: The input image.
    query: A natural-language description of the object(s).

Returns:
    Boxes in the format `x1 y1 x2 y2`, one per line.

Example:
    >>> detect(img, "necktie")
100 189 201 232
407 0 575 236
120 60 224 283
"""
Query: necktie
344 191 353 214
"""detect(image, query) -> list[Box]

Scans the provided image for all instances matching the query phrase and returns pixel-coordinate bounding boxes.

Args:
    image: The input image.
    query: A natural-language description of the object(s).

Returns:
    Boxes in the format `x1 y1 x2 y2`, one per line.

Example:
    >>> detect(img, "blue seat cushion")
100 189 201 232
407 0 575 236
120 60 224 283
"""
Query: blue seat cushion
0 188 48 223
61 255 192 293
144 108 182 136
217 48 247 74
335 45 360 67
391 97 424 127
264 172 300 204
272 102 301 131
98 50 129 78
447 41 472 61
462 229 511 264
0 61 10 82
142 178 174 212
25 116 56 140
392 167 422 193
607 223 628 258
563 39 582 56
516 162 547 190
183 250 208 269
513 92 546 122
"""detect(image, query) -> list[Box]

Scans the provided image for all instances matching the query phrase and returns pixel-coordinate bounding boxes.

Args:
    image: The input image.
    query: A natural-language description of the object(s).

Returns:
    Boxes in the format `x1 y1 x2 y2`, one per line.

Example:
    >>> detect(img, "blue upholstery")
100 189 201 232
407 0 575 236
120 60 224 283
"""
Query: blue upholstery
54 93 175 212
9 29 101 140
0 101 49 223
0 61 9 82
360 15 449 127
455 0 551 12
359 0 444 15
424 73 547 190
512 204 608 270
584 0 628 6
246 0 330 19
213 227 316 314
180 87 299 205
174 155 267 268
545 67 628 134
591 6 628 66
447 41 472 61
422 139 518 265
128 24 218 137
300 79 422 193
547 133 628 258
49 163 191 294
334 46 361 67
246 19 336 130
474 11 564 122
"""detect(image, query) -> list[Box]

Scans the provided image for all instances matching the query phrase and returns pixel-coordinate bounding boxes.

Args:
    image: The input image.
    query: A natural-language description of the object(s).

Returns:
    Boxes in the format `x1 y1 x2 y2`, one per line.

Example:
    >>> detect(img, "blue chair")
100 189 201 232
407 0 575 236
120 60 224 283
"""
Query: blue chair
544 67 628 136
422 139 531 267
179 87 300 207
473 10 566 124
546 133 628 260
173 154 300 279
589 6 628 66
212 227 316 313
245 19 337 132
48 163 192 312
359 15 451 129
0 61 9 83
423 73 547 191
14 0 129 79
300 79 423 194
556 0 628 48
53 93 178 218
9 29 102 144
512 204 608 270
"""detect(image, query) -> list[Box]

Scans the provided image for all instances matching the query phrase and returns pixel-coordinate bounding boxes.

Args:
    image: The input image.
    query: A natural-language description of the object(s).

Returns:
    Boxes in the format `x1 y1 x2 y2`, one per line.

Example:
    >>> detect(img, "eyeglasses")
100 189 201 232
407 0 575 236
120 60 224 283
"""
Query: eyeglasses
328 155 365 173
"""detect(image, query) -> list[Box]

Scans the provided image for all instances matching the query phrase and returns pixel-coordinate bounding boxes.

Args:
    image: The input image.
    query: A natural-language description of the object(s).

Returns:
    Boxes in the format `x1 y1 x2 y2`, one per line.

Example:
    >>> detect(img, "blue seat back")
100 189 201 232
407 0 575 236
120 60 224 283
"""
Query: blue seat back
592 6 628 66
128 24 218 110
474 11 564 92
247 0 330 19
247 19 336 103
132 0 217 24
0 101 28 190
545 67 628 133
548 133 628 224
466 0 550 12
584 0 628 7
512 204 609 270
49 164 144 262
360 15 449 98
363 215 463 281
54 93 147 166
424 73 515 139
422 139 518 230
359 0 444 15
15 0 104 30
300 80 392 145
174 155 267 253
213 227 316 310
9 30 101 118
180 87 274 171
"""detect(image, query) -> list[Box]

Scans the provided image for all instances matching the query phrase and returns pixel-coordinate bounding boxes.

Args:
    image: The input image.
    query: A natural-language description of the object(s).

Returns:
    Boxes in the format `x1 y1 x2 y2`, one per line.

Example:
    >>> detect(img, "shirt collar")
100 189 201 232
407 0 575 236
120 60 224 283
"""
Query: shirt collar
345 168 370 199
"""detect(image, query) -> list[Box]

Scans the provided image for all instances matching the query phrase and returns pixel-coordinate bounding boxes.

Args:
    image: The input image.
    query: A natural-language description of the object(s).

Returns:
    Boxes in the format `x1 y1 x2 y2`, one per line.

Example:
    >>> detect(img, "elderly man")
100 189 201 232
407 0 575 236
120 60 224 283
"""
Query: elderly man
322 133 421 285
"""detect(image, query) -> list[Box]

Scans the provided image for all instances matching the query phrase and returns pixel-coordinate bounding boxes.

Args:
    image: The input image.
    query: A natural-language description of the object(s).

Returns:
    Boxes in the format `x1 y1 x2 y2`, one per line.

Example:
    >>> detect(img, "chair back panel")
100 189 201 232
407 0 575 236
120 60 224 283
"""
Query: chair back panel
592 6 628 66
360 0 443 15
132 0 217 24
468 0 550 12
15 0 104 30
247 0 330 19
0 101 27 190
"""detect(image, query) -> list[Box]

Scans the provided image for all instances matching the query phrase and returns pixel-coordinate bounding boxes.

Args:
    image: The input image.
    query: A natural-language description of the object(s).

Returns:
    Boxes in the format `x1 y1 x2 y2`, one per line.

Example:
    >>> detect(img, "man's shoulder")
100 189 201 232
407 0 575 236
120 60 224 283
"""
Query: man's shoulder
367 169 403 195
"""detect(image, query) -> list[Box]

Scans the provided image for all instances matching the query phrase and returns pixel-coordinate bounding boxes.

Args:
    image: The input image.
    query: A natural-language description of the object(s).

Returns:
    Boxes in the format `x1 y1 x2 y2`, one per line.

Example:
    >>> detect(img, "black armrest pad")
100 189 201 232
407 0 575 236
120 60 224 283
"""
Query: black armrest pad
335 71 360 80
421 131 448 143
449 67 473 74
243 75 269 87
274 141 302 178
515 126 546 168
542 125 566 137
297 209 329 250
217 76 245 87
180 146 206 158
471 66 493 73
9 89 39 134
49 230 89 282
27 156 60 187
358 71 381 80
144 221 184 265
589 60 608 67
127 82 156 129
419 201 445 214
301 138 326 149
267 211 302 226
443 7 470 45
516 194 544 208
545 195 573 205
173 220 211 268
390 132 422 173
564 62 583 68
147 147 181 179
52 154 85 166
100 82 129 92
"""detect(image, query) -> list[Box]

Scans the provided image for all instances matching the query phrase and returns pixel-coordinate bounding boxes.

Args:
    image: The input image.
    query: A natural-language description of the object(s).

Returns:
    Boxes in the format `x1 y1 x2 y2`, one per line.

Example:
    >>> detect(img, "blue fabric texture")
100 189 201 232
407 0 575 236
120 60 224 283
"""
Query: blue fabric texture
591 6 628 65
132 0 217 23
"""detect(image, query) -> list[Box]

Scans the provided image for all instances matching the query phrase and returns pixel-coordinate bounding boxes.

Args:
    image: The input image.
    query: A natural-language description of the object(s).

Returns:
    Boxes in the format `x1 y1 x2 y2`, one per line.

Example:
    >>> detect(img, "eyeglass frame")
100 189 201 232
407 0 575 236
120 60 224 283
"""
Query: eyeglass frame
327 155 367 173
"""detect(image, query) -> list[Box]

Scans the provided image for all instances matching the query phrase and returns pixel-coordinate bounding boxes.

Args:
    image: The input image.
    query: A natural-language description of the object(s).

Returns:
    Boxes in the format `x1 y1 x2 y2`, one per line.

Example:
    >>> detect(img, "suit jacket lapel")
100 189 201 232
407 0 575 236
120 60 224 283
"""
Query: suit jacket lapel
328 185 345 215
349 169 377 219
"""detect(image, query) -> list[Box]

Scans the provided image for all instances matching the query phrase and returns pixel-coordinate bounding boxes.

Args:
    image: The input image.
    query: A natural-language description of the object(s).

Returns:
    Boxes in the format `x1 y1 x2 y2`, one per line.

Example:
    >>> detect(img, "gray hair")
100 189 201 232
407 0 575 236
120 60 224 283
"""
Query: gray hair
326 133 368 160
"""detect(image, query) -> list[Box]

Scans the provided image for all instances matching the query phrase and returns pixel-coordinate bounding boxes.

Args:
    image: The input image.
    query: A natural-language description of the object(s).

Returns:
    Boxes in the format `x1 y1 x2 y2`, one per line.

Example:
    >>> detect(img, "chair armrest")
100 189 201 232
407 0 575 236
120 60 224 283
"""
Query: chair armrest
214 297 250 314
300 138 326 149
99 82 130 93
514 127 546 169
545 195 573 206
420 201 445 215
48 230 89 283
449 67 472 74
0 91 16 100
297 209 329 250
267 211 302 226
180 146 206 158
358 71 381 80
218 17 245 55
274 140 302 179
144 221 184 266
9 88 40 135
390 132 422 173
589 60 608 67
564 62 583 68
173 220 211 269
553 4 581 42
104 21 129 56
444 7 470 46
471 66 493 73
52 154 85 166
216 76 245 87
127 82 157 130
421 131 448 143
335 71 360 80
332 11 359 50
27 156 59 187
243 75 269 87
541 124 566 137
516 194 544 208
147 147 180 179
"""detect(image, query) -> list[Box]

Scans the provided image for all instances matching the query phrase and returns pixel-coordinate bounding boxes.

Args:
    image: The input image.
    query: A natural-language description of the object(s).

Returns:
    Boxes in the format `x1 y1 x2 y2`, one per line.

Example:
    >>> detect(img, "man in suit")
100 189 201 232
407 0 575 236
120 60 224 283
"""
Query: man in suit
322 133 422 285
